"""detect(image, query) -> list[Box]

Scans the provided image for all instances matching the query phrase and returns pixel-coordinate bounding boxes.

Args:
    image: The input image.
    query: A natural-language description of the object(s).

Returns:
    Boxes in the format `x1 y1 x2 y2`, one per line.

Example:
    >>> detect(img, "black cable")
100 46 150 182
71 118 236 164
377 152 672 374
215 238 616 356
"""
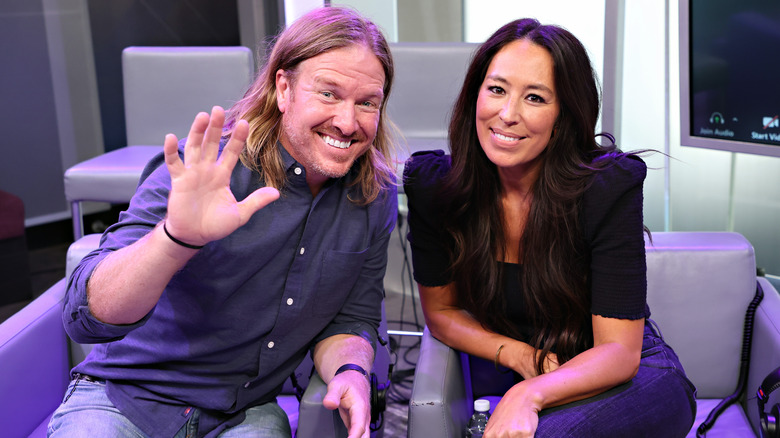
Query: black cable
387 367 417 404
696 281 764 437
289 370 305 402
389 213 424 371
384 211 424 407
401 218 422 330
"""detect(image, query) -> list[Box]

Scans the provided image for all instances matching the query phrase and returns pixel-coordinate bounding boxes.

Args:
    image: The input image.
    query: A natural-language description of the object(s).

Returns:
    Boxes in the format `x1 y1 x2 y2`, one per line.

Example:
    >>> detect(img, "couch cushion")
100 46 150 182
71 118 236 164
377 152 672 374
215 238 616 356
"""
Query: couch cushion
645 232 756 398
688 399 754 438
29 413 52 437
278 395 299 437
0 279 70 438
122 46 253 146
386 43 477 140
66 233 102 280
63 146 161 204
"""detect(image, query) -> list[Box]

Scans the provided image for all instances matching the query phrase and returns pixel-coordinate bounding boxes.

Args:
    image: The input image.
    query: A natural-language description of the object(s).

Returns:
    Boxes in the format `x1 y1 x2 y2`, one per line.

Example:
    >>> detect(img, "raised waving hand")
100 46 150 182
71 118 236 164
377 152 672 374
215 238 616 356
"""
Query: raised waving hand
163 106 279 247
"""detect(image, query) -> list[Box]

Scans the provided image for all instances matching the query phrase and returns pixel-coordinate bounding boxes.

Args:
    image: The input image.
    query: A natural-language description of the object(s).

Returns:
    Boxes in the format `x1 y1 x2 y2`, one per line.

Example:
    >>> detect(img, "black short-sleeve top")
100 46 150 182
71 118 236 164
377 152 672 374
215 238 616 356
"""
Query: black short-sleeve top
403 150 650 327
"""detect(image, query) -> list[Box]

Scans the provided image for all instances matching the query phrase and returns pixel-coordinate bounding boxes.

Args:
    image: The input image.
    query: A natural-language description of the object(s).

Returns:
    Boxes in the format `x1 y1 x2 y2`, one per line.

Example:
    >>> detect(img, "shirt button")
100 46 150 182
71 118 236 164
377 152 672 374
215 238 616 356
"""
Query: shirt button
244 382 251 388
287 298 293 305
299 247 305 255
294 167 302 175
268 341 275 349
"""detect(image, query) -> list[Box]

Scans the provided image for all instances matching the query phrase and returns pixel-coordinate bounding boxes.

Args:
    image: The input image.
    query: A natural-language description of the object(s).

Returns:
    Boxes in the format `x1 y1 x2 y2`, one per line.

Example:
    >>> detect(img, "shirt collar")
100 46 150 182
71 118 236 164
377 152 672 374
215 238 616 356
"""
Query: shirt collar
276 142 360 184
278 142 299 173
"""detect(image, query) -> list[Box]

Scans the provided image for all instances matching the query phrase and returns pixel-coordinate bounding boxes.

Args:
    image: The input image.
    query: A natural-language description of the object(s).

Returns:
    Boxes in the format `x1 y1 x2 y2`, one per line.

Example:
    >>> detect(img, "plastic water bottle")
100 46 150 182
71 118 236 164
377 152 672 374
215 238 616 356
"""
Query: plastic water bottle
465 398 490 437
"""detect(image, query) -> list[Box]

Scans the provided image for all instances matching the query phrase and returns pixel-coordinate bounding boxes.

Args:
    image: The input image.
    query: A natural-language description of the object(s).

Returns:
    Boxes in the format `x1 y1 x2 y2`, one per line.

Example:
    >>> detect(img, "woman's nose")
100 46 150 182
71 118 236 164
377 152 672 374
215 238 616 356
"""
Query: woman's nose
499 100 521 126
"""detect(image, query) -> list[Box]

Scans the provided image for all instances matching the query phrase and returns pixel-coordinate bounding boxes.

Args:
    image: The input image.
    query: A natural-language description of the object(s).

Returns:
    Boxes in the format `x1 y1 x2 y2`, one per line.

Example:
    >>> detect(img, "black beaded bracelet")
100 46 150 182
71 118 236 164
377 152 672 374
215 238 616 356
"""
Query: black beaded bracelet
162 221 205 250
334 363 369 380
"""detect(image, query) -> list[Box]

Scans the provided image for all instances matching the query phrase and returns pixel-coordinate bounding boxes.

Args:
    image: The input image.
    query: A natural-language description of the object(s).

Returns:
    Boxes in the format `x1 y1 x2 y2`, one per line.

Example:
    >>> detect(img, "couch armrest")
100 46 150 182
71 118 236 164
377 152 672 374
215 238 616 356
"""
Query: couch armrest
746 278 780 435
408 326 470 438
296 372 347 438
0 279 70 437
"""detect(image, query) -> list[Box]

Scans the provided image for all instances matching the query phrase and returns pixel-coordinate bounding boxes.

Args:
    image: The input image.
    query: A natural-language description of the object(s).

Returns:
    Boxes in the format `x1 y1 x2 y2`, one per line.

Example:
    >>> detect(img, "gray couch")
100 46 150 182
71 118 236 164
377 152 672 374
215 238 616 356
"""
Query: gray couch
0 234 391 437
408 232 780 437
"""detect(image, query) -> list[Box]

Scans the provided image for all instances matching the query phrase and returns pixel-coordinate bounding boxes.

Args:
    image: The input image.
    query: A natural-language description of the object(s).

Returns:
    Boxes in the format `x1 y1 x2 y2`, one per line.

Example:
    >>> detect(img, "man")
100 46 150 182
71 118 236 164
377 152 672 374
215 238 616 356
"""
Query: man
51 7 397 438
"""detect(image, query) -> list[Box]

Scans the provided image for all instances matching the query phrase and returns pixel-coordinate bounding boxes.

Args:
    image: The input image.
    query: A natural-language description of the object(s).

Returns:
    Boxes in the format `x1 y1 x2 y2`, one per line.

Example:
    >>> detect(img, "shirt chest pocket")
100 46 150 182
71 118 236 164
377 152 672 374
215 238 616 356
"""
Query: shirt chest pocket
311 248 369 317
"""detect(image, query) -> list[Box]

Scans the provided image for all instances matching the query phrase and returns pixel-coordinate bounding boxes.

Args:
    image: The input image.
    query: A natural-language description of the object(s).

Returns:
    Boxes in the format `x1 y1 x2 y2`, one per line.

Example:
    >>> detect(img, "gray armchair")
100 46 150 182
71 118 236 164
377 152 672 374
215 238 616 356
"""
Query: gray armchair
386 42 479 170
64 46 255 239
408 232 780 437
0 234 391 437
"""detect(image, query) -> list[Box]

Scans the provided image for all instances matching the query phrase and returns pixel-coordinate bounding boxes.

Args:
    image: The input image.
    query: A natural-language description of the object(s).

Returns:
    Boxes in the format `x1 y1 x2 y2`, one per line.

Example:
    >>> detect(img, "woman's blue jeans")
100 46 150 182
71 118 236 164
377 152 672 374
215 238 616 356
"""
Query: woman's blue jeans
533 320 697 437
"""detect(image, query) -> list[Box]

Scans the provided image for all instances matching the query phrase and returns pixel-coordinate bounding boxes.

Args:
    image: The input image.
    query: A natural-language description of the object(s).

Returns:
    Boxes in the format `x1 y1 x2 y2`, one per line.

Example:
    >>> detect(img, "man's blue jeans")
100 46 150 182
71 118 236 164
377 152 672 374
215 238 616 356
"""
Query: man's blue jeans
47 376 292 438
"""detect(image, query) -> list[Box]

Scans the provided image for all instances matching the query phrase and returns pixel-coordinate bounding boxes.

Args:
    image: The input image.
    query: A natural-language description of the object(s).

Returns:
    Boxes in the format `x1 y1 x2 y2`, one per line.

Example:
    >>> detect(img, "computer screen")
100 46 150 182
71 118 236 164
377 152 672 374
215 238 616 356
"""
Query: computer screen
679 1 780 157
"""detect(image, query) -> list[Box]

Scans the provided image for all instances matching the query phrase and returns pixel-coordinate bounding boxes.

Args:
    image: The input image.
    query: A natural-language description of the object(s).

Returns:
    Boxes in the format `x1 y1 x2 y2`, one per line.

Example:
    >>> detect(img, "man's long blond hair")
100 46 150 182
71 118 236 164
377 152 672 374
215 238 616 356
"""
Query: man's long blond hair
224 6 396 205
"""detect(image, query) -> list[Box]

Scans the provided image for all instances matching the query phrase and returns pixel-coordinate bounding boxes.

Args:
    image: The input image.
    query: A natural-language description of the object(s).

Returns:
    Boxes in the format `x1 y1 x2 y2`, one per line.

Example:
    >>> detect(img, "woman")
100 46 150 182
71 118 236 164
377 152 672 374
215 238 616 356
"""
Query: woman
403 18 697 437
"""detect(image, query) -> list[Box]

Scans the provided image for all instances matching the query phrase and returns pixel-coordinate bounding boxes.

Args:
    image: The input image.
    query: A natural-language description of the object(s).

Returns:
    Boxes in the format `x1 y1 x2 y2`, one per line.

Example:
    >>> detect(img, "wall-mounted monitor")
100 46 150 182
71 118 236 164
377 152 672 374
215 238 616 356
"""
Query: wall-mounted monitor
679 1 780 157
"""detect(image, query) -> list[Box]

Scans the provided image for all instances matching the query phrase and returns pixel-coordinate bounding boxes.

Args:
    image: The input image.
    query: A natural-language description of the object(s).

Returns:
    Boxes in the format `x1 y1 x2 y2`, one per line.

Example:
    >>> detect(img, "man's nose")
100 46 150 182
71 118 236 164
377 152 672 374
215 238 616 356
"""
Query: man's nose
332 102 359 136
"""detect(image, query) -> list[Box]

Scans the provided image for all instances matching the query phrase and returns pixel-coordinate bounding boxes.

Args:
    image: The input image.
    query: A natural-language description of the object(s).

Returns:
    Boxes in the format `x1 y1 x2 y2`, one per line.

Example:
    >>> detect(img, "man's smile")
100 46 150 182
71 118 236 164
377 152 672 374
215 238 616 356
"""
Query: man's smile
321 134 353 149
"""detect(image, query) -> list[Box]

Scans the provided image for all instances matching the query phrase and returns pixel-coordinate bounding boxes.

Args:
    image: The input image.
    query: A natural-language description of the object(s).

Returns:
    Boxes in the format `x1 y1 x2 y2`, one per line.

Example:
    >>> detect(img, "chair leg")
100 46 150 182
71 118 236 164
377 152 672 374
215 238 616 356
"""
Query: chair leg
71 201 84 240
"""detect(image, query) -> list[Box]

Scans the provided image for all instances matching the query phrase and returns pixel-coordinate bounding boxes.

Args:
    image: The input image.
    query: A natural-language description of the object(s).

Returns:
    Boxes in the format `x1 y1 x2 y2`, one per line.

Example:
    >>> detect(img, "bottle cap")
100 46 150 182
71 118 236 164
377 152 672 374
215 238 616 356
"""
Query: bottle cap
474 399 490 412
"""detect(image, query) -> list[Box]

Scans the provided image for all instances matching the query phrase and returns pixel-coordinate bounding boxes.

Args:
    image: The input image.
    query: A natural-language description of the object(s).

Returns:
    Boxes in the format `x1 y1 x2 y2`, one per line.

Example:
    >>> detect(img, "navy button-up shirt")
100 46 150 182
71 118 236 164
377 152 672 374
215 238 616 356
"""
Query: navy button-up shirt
63 143 397 437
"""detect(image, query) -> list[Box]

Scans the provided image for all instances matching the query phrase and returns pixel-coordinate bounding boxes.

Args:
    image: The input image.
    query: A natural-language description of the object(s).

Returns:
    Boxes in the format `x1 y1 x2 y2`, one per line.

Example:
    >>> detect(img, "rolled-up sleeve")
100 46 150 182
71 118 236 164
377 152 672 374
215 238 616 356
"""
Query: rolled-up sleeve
62 150 173 344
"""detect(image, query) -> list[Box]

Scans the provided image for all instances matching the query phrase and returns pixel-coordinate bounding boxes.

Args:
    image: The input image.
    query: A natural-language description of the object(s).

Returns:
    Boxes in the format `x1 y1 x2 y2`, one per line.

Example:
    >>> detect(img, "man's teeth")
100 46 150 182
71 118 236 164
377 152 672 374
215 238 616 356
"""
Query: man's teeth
322 135 351 149
494 131 519 142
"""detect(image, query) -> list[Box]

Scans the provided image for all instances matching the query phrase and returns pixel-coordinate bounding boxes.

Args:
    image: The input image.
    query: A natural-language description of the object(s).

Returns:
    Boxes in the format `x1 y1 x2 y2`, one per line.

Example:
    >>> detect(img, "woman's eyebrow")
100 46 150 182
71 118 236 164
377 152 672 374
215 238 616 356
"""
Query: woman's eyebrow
485 74 553 94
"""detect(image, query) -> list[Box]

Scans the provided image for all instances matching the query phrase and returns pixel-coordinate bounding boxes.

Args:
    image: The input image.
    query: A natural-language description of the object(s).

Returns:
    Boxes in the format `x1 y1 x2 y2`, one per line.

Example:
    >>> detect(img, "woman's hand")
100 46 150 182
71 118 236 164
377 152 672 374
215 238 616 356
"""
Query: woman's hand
538 351 559 375
163 106 279 247
485 316 645 436
500 342 559 379
419 284 551 378
484 381 543 438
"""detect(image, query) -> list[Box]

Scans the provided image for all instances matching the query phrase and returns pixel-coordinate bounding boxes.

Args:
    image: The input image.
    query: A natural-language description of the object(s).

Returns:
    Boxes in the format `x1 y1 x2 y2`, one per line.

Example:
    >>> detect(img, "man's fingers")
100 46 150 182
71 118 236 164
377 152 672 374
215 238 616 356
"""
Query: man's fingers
238 187 280 223
183 111 210 163
163 134 183 175
346 405 368 438
203 106 226 162
322 379 370 438
322 385 342 410
322 382 352 424
218 119 249 171
344 394 370 438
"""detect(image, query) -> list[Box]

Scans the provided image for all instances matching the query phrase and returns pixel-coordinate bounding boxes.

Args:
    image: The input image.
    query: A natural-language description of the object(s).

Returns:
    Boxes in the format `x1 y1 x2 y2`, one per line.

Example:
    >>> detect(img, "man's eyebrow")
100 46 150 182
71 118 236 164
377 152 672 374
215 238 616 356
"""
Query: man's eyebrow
364 88 384 102
313 76 384 101
312 76 342 89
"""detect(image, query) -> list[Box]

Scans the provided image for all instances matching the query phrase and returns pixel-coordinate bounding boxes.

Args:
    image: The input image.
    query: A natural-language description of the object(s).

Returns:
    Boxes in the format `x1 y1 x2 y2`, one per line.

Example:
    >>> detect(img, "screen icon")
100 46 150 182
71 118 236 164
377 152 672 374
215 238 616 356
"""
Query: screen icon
763 116 779 129
709 112 725 124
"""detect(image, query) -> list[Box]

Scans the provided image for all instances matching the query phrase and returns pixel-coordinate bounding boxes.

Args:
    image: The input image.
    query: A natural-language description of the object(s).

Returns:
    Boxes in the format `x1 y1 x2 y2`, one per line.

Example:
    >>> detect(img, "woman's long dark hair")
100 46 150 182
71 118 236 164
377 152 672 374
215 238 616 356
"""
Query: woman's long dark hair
441 18 626 374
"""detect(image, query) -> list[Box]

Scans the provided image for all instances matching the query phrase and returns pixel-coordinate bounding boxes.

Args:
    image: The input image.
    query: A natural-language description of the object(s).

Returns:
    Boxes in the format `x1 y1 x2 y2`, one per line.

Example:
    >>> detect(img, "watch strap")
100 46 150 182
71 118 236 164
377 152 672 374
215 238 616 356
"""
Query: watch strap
334 363 369 380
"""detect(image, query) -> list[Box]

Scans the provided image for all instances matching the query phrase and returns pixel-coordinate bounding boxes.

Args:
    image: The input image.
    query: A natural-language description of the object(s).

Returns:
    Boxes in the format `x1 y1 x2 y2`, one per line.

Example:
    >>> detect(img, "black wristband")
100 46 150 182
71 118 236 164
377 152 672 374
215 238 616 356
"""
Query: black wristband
334 363 369 380
162 221 205 250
